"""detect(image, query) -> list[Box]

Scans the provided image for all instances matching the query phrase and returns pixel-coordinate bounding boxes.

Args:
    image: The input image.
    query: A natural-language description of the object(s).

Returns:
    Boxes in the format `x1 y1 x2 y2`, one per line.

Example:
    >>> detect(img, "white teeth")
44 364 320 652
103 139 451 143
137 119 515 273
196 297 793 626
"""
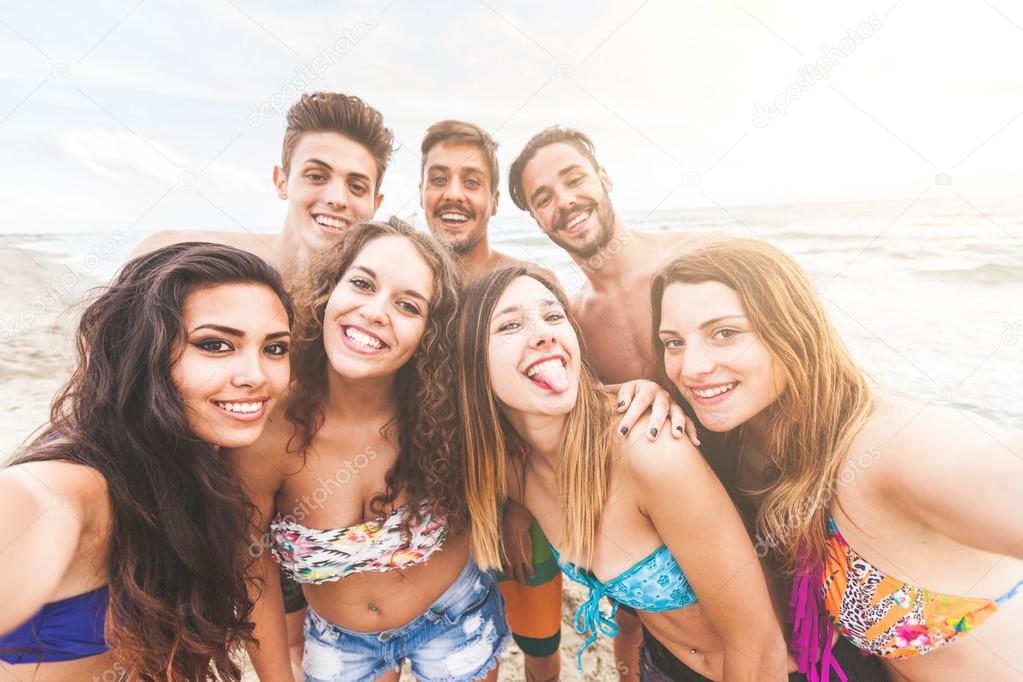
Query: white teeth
315 215 346 229
567 210 590 229
440 212 468 223
526 358 564 377
217 401 264 413
692 383 737 398
345 326 385 349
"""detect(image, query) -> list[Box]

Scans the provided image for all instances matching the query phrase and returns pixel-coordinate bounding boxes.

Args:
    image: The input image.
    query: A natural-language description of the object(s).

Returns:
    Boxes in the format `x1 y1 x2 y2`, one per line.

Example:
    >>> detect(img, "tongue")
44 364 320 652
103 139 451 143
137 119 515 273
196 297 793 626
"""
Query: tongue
532 363 569 393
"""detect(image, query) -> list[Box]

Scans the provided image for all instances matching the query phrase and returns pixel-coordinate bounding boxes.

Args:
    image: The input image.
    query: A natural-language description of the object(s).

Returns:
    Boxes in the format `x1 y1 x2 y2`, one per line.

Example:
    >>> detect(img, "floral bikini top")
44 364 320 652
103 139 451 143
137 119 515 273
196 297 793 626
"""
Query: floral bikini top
271 503 448 584
790 516 1023 681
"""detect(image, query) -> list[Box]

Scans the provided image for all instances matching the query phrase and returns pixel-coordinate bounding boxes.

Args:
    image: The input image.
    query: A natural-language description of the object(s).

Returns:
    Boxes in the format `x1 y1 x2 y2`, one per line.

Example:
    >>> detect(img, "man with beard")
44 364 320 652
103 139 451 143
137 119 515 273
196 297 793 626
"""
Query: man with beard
420 120 556 285
508 127 702 681
420 120 564 682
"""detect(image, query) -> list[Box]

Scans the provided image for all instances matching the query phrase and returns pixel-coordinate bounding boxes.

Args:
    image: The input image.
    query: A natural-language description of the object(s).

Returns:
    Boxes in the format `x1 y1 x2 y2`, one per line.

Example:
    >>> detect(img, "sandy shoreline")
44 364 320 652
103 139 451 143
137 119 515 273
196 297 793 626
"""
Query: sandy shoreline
0 240 614 680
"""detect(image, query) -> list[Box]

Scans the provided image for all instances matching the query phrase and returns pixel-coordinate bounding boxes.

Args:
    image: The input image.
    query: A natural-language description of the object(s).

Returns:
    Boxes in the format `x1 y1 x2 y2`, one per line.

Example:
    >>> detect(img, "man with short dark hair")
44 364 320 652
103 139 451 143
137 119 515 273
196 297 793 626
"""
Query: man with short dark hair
420 119 554 285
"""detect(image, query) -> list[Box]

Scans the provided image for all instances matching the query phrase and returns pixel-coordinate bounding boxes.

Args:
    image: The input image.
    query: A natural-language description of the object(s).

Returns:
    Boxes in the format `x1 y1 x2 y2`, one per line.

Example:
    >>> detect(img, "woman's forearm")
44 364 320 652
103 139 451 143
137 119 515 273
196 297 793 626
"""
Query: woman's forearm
246 550 297 681
721 638 788 682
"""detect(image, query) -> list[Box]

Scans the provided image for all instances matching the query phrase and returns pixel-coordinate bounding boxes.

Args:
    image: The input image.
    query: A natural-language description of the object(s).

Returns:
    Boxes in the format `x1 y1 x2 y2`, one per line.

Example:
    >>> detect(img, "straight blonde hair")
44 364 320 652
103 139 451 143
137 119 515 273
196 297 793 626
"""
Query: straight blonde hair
651 237 875 572
457 267 617 569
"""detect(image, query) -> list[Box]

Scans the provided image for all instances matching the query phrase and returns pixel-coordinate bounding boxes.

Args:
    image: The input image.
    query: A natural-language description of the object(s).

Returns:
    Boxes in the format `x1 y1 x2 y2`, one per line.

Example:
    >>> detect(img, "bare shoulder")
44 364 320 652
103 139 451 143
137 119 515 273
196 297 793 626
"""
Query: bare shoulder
618 418 703 484
861 395 1023 496
1 460 107 521
493 251 559 286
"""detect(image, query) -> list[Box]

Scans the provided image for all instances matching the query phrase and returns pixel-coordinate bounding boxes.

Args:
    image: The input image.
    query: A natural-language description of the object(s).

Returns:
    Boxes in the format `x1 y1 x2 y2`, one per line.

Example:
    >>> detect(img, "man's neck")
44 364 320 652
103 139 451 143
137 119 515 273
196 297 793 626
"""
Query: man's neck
456 233 502 285
573 219 642 292
272 221 312 278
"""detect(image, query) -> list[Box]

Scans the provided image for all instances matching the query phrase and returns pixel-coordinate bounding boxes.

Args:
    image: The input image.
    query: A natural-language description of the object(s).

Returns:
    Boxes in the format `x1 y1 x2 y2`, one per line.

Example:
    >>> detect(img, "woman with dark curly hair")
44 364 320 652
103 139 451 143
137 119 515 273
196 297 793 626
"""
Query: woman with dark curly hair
0 242 293 681
232 218 508 682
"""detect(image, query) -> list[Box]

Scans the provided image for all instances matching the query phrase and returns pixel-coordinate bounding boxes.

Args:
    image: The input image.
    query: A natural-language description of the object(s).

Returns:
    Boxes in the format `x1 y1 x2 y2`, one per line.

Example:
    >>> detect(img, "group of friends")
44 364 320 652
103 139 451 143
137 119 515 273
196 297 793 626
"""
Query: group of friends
1 91 1021 682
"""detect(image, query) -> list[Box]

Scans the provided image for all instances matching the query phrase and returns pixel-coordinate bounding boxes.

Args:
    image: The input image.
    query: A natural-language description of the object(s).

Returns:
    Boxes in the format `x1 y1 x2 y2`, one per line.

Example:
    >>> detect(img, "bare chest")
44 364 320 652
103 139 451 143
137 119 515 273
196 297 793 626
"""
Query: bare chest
575 293 658 384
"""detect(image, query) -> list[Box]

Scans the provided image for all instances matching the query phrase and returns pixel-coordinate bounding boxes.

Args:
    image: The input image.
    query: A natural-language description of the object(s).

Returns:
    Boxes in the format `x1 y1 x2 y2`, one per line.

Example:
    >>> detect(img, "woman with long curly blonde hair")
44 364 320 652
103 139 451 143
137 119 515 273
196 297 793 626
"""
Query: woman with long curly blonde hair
652 237 1023 681
229 218 508 682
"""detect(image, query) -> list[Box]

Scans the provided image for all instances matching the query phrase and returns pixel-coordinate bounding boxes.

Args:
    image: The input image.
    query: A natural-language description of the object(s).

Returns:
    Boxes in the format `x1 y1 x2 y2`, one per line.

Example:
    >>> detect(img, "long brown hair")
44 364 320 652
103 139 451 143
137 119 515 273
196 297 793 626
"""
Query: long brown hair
458 267 616 569
650 237 874 572
12 243 293 680
286 217 465 524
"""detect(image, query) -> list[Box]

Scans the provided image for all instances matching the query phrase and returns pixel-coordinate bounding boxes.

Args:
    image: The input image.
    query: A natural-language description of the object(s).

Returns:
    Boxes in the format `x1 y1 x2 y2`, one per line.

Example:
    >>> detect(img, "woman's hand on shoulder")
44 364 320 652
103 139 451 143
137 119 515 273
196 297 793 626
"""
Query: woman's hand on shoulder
0 461 102 633
881 403 1023 559
610 379 700 446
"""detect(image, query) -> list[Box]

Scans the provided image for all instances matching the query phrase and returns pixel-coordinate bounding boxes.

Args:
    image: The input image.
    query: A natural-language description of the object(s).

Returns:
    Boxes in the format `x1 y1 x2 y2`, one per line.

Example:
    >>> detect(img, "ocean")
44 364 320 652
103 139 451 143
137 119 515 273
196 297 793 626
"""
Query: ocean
2 196 1021 458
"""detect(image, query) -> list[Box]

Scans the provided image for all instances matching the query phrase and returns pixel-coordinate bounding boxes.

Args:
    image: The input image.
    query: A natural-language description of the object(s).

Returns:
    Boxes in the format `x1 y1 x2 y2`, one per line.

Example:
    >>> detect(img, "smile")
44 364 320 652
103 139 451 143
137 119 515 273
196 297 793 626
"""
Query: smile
342 325 388 352
213 399 267 422
688 382 738 403
563 209 591 234
314 214 349 232
437 209 473 228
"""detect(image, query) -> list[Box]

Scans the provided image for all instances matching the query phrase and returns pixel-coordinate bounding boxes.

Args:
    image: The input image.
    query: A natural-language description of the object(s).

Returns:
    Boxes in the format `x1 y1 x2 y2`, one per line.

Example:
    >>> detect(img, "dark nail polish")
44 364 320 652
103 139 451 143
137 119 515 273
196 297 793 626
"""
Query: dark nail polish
675 426 684 433
616 400 625 409
649 427 658 437
619 426 628 436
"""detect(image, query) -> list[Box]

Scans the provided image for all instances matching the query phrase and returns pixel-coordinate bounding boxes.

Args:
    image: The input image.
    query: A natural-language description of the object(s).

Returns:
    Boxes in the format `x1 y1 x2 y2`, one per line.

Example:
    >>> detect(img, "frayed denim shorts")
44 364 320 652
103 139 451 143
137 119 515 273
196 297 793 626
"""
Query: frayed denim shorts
302 561 510 682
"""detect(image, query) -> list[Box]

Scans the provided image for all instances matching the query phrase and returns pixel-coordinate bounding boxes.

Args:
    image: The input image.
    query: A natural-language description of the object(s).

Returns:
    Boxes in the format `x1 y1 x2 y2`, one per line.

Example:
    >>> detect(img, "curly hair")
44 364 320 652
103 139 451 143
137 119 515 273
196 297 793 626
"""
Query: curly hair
11 242 294 680
286 217 466 527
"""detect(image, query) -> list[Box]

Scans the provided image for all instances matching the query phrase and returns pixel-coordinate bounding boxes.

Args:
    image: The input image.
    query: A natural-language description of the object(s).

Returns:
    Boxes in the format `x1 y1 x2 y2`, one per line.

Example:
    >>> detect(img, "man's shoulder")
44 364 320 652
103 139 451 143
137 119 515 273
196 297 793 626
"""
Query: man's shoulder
130 229 277 262
492 251 558 283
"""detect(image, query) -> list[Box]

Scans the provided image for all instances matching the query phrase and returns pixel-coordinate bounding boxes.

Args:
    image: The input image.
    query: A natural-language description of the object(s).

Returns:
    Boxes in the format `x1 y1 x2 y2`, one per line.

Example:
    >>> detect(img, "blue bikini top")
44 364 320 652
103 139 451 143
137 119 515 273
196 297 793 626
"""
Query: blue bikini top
549 543 698 671
0 586 109 664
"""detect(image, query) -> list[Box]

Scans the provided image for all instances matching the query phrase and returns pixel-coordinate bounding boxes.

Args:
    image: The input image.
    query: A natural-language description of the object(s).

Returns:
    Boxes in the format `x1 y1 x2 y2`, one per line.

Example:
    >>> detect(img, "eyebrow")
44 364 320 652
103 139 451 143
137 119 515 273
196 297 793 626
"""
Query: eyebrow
427 164 485 176
528 164 584 205
658 315 747 336
494 298 560 317
190 324 292 339
191 324 243 336
303 158 372 183
350 266 430 305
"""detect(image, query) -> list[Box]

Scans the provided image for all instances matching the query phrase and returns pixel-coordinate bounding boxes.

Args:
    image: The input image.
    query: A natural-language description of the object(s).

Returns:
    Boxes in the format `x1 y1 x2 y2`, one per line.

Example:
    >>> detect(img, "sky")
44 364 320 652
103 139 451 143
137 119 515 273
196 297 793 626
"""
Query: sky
1 0 1021 234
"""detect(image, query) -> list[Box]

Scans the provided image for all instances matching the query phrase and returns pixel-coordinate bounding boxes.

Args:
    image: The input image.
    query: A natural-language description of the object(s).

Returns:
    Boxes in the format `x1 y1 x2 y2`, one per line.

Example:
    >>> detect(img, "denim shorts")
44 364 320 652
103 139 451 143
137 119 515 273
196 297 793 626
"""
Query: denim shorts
302 561 510 682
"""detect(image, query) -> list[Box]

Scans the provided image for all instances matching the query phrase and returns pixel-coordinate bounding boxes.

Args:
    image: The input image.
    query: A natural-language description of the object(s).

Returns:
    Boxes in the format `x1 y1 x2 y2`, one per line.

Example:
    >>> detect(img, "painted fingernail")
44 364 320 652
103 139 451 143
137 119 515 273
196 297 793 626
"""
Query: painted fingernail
649 427 658 437
675 426 684 433
616 400 625 409
620 426 629 436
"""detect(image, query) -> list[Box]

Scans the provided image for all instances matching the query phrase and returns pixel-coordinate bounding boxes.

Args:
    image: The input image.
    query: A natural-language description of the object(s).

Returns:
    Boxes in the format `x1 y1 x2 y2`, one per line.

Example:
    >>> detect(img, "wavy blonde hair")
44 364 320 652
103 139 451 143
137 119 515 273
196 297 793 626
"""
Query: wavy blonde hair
650 237 875 572
457 267 617 569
